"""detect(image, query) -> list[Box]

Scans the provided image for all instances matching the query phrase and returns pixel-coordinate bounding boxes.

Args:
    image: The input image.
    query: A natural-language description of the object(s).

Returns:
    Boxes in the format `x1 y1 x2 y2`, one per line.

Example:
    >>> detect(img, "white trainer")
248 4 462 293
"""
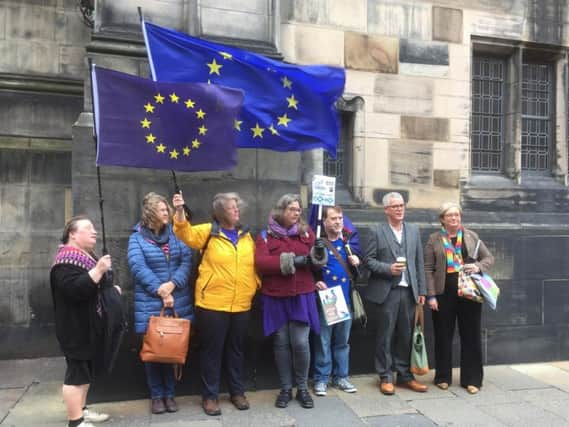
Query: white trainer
82 408 110 423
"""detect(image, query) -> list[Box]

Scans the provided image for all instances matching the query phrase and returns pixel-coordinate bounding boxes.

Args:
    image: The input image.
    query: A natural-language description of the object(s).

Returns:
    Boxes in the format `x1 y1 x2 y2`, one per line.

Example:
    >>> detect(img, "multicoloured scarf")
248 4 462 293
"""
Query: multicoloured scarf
441 227 463 273
53 244 97 271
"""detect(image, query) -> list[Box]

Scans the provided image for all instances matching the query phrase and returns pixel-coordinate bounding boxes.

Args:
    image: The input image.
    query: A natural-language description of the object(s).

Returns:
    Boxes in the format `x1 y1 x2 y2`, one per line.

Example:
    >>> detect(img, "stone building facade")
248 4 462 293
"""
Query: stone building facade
2 0 569 394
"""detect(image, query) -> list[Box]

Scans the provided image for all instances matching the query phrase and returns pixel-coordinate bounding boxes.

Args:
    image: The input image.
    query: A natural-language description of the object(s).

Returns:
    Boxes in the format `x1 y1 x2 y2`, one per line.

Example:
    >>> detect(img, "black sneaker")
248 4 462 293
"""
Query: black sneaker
295 389 314 409
275 389 293 408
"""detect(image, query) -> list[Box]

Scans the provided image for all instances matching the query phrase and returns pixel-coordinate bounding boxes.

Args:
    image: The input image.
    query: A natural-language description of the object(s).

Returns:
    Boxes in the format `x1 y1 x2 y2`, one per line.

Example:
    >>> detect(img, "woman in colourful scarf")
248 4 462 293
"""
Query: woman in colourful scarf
50 215 119 427
255 194 328 409
128 192 192 415
424 202 494 394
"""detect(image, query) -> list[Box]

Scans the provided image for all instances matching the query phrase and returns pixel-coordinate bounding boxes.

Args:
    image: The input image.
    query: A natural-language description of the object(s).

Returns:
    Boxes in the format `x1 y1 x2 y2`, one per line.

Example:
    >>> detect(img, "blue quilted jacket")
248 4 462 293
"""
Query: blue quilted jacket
128 223 193 333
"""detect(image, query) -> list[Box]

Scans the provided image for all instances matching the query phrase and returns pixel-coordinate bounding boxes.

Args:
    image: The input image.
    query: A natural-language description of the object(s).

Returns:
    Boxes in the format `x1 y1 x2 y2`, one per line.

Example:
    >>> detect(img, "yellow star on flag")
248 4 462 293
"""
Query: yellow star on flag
220 51 232 60
198 125 207 135
169 149 179 159
144 103 155 113
196 109 206 119
192 139 201 148
268 124 279 135
185 99 195 109
281 76 292 89
286 94 299 110
140 118 151 128
234 119 243 131
154 93 165 104
277 113 291 127
207 58 222 75
169 93 179 103
251 123 265 138
145 134 156 144
156 143 166 153
183 146 191 156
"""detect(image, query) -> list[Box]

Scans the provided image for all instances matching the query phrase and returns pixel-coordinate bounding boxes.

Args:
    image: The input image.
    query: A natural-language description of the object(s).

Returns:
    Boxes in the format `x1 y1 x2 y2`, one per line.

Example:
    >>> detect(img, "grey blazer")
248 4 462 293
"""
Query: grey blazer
423 227 494 297
363 222 427 305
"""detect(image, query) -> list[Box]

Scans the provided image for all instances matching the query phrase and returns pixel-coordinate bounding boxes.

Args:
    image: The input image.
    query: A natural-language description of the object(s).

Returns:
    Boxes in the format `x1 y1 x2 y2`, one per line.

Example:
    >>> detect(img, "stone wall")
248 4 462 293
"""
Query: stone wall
0 0 88 354
277 0 569 208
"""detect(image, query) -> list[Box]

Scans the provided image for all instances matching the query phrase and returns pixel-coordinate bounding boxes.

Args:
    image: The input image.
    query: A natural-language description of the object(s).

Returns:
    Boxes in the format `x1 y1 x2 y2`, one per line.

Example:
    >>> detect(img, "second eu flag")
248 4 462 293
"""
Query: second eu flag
92 66 244 172
143 21 345 158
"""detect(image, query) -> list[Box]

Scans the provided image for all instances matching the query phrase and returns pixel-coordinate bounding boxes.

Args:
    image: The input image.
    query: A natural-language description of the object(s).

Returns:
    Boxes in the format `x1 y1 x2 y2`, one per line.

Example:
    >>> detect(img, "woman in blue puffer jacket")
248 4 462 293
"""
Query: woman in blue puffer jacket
128 192 193 415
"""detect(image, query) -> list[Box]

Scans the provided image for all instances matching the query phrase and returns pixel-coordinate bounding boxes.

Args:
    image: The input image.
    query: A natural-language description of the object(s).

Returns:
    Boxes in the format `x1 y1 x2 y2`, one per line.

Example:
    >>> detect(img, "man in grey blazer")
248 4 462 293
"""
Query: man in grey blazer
364 192 428 395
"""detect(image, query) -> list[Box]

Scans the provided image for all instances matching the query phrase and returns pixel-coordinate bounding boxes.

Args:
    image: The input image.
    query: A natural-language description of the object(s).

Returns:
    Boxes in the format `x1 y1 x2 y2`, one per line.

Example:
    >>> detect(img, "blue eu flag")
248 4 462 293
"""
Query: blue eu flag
92 66 243 172
142 21 345 157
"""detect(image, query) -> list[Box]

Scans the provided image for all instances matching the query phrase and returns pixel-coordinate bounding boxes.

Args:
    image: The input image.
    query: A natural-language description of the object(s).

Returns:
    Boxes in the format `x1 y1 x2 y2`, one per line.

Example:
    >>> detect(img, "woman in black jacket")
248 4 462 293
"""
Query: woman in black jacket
50 215 122 427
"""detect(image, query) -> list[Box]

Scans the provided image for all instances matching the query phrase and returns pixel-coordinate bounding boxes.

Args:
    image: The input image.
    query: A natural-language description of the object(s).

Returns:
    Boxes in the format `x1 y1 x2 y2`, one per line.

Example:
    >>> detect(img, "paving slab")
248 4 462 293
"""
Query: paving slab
0 388 25 424
333 375 416 417
0 357 64 388
484 365 549 391
411 397 507 426
478 401 568 427
550 361 569 372
364 413 436 426
1 381 64 427
512 388 569 421
510 363 569 393
284 394 363 427
449 381 521 406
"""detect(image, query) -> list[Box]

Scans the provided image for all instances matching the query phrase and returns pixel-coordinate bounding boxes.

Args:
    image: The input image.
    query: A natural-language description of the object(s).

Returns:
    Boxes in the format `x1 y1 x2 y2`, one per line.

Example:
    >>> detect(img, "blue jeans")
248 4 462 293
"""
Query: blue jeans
313 311 352 383
144 362 175 399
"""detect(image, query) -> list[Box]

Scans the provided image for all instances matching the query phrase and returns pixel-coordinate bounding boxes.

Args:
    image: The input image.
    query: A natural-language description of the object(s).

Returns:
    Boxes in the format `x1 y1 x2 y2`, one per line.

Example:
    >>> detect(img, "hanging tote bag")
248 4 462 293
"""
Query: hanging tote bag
457 239 484 303
470 272 500 310
457 270 484 303
140 308 191 365
350 287 368 328
410 305 429 376
322 238 367 328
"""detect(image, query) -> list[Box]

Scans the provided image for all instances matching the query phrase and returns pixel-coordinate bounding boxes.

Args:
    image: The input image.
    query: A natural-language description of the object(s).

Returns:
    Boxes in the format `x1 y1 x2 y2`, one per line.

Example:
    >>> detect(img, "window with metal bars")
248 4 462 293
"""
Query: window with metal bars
471 56 505 172
323 111 349 184
521 62 552 172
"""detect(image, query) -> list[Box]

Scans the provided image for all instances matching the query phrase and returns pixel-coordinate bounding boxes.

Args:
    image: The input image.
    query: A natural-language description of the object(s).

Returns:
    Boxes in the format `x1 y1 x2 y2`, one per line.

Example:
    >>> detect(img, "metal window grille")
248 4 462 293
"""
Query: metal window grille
471 56 505 172
323 112 347 183
521 62 552 171
323 140 344 182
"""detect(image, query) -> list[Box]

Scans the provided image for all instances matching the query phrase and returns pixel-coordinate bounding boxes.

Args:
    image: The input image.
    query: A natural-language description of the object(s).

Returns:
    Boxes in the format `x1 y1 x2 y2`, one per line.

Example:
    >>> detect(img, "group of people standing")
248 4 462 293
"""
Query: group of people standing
50 190 494 427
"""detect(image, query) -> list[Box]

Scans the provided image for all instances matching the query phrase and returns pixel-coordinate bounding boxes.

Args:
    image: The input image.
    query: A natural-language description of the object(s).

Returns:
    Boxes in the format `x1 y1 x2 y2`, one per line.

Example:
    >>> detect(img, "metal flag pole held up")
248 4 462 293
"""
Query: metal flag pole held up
88 58 109 256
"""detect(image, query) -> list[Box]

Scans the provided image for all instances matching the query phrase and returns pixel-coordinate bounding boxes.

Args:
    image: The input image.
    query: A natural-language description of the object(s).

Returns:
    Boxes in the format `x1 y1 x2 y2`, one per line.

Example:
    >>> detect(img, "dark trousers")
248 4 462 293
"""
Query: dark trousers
195 307 250 400
432 281 483 387
274 321 311 391
374 286 416 383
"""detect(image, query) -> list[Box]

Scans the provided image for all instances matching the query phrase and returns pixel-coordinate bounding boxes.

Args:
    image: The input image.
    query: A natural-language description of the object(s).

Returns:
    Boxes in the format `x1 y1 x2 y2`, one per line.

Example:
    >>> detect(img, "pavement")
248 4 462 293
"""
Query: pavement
4 358 569 426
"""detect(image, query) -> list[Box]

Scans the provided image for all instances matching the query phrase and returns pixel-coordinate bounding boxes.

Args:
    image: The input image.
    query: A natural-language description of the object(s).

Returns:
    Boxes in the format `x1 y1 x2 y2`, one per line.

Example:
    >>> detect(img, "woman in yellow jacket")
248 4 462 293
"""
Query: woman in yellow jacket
173 192 259 416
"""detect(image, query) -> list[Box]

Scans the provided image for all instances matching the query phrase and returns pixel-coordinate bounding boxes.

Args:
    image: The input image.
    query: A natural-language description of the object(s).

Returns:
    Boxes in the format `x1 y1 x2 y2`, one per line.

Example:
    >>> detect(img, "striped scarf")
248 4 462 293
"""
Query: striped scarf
53 245 97 270
441 227 463 273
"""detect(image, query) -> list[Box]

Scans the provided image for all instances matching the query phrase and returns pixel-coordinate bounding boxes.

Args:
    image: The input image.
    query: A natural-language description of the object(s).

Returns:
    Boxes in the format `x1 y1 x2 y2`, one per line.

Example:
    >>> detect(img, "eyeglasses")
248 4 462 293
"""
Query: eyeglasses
286 207 302 213
387 204 405 209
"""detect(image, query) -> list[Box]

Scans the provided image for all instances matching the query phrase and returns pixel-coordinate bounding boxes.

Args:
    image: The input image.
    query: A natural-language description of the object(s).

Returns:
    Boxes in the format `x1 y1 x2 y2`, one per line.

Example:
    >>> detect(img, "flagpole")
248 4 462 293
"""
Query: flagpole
88 59 109 255
140 6 190 219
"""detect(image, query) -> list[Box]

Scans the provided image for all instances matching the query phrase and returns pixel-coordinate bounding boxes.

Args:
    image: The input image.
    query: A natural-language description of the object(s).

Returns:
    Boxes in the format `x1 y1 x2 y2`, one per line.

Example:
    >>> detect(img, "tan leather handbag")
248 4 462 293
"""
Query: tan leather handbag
140 308 190 365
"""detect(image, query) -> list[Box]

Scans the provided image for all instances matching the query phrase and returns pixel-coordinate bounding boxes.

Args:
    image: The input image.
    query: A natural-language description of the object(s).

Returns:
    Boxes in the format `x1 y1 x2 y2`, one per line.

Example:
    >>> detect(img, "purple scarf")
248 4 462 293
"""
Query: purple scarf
268 216 299 238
